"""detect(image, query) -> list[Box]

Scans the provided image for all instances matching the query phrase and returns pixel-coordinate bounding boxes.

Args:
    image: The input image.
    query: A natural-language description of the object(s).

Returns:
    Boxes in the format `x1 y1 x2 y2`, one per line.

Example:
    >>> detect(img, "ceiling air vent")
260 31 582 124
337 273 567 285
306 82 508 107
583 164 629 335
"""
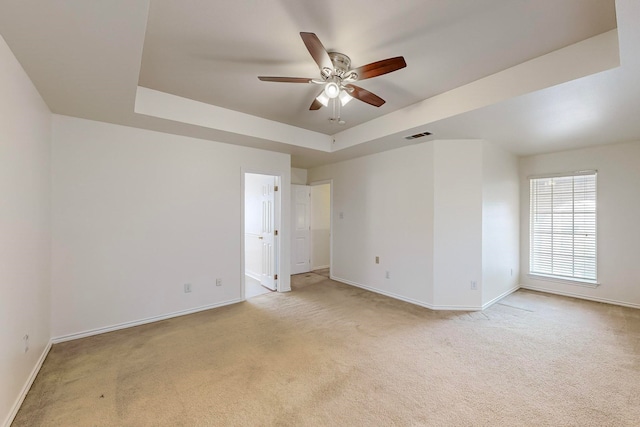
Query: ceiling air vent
404 131 432 140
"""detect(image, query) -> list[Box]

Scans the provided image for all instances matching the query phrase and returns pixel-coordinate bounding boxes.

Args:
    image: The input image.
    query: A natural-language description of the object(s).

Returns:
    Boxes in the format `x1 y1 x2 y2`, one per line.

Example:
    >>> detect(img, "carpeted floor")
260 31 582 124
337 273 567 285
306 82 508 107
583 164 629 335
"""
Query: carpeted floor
12 273 640 426
312 268 330 278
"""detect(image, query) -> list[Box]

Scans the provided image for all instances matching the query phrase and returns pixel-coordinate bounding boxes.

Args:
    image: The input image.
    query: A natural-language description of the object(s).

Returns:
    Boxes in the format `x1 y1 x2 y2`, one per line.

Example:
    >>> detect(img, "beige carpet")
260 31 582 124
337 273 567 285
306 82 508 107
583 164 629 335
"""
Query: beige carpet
13 274 640 426
312 268 330 278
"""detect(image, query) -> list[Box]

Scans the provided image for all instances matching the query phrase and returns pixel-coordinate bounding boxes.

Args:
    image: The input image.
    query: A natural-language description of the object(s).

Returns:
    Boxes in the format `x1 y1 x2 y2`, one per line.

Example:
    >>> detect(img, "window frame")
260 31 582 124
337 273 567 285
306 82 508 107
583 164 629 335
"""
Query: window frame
528 170 599 286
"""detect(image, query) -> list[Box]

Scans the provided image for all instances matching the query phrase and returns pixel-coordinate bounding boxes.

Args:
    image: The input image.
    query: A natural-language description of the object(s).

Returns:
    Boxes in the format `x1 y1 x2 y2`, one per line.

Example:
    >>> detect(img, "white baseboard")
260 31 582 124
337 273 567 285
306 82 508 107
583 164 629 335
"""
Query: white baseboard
433 303 484 310
520 284 640 309
312 265 330 271
330 276 521 311
331 276 489 311
482 286 521 310
3 340 52 427
331 276 438 309
52 299 242 343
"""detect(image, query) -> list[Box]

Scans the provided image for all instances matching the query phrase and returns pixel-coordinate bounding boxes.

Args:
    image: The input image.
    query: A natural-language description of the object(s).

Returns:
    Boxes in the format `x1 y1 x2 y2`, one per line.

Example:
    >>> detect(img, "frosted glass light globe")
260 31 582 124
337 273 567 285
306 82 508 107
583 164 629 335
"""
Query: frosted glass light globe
324 82 340 99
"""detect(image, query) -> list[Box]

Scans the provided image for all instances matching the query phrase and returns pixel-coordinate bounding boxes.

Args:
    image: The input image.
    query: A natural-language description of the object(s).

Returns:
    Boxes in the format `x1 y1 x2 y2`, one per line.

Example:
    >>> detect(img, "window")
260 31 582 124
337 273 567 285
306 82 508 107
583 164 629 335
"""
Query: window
529 171 597 283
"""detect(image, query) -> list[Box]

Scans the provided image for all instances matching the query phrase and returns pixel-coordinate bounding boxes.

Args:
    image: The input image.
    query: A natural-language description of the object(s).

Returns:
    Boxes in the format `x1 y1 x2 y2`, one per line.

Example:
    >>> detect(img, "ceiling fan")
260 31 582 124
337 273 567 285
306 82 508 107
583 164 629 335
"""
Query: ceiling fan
258 32 406 123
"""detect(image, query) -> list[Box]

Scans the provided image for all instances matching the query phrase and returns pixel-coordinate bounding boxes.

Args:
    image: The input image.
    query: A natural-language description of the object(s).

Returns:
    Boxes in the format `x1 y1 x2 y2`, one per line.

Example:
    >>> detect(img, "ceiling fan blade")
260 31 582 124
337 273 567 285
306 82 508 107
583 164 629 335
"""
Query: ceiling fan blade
300 32 333 71
258 76 313 83
352 56 406 81
346 84 386 107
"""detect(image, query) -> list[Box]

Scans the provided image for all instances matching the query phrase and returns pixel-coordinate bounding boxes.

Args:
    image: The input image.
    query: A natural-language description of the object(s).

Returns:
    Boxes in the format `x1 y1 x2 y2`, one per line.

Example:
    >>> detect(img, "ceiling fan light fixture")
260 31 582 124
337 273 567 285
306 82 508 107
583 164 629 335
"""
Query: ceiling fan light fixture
339 90 353 106
316 92 330 107
258 33 406 118
324 82 340 99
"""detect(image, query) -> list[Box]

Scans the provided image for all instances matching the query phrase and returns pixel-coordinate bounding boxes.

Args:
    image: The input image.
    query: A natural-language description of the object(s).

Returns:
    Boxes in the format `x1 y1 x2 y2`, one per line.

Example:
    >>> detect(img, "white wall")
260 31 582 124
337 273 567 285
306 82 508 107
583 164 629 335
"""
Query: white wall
432 140 483 309
519 141 640 308
51 115 291 339
482 141 520 306
0 35 51 427
291 167 307 185
308 139 519 310
310 183 330 270
308 142 435 306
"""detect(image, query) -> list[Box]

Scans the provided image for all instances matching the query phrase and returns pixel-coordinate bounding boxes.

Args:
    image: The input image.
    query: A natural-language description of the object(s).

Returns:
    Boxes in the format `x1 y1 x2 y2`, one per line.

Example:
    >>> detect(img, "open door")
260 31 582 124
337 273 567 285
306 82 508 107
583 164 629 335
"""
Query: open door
244 173 278 295
291 184 311 274
260 178 277 290
290 181 332 276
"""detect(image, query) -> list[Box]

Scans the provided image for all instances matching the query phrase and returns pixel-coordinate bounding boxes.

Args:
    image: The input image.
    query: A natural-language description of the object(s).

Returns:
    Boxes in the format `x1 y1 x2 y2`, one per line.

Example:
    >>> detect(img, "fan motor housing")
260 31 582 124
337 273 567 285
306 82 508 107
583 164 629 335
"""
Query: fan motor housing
328 52 351 75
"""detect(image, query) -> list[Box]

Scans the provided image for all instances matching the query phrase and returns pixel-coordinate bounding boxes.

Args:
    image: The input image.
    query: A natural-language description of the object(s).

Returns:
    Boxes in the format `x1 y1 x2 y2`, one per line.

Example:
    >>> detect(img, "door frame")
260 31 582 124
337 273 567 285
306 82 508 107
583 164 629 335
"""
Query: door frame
241 169 283 300
309 179 333 277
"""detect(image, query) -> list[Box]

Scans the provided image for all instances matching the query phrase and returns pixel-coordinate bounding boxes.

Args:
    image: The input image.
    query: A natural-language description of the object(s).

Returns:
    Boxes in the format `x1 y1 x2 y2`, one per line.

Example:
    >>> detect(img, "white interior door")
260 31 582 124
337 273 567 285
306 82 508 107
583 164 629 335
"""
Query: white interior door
260 179 277 290
291 184 311 274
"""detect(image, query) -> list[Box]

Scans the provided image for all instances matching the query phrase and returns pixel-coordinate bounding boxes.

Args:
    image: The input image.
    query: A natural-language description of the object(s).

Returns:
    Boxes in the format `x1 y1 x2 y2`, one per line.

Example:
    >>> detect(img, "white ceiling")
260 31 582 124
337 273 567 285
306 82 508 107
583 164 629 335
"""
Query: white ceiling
139 0 615 134
2 0 639 169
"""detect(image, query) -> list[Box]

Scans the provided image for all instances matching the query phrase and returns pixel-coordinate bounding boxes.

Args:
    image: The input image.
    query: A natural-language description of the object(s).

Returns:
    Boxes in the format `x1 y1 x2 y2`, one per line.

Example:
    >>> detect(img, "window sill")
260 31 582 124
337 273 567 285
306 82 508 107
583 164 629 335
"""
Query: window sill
527 274 600 288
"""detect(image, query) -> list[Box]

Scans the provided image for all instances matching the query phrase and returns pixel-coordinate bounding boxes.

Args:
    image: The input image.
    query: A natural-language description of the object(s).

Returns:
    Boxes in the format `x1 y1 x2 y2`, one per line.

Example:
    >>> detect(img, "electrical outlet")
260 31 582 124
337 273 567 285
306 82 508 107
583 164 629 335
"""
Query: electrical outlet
23 334 29 353
385 271 390 279
510 268 513 277
339 212 344 219
470 281 477 290
375 256 380 264
184 283 192 293
216 278 222 286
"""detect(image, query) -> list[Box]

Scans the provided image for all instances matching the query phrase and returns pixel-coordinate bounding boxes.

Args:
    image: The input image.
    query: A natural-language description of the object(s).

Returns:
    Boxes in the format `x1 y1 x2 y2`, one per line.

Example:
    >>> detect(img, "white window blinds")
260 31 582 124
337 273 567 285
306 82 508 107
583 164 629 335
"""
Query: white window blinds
529 172 597 282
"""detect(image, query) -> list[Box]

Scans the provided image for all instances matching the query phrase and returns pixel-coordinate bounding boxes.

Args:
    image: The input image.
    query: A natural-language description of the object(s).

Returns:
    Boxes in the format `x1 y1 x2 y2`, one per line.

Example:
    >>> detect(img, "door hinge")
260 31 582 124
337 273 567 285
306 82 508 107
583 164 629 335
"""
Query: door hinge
274 185 278 191
274 274 278 280
274 230 278 236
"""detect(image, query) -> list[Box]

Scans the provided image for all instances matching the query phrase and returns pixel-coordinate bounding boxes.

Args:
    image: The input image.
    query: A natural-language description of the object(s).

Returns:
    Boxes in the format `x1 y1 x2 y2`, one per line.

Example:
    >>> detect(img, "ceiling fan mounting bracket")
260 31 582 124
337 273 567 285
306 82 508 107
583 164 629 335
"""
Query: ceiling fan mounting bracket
328 52 351 76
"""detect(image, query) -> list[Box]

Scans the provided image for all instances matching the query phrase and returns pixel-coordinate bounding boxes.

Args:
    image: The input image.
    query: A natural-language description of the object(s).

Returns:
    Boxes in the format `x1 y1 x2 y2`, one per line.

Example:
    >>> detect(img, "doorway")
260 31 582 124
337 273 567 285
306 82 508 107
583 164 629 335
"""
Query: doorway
290 180 332 277
244 172 280 299
291 184 311 275
310 182 331 275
